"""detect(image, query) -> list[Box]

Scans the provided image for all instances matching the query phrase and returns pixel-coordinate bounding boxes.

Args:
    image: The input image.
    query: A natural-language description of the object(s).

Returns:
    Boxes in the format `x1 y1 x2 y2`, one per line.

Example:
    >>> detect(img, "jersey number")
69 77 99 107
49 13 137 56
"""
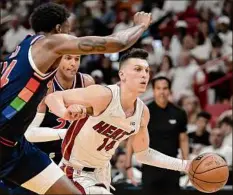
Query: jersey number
53 118 67 129
97 138 116 152
1 60 17 88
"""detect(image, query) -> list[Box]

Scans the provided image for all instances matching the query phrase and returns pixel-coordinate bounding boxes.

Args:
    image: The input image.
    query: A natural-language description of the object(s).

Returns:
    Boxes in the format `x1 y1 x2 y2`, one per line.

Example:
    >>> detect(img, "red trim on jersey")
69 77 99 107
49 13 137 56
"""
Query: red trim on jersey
62 116 89 161
60 164 86 194
0 136 16 147
74 181 86 194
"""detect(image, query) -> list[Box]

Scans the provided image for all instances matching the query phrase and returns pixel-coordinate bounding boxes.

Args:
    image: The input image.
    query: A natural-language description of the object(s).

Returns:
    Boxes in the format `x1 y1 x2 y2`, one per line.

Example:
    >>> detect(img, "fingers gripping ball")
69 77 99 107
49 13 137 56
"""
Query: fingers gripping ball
188 153 229 193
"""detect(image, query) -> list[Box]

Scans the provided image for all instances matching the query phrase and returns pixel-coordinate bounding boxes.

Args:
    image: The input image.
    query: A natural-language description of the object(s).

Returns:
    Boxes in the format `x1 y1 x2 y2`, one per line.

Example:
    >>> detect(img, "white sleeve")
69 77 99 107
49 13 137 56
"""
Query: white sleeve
25 113 67 142
135 148 188 172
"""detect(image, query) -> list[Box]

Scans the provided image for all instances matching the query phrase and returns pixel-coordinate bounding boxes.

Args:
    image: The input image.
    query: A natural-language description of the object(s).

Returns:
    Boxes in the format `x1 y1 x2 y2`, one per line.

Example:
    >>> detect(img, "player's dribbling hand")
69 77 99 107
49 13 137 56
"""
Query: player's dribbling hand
133 11 152 30
63 104 87 121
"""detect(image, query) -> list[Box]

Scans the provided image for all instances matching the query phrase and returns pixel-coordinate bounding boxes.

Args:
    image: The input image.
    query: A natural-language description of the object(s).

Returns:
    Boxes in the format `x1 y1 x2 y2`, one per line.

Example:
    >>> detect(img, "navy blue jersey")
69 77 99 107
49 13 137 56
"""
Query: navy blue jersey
0 35 58 179
35 73 85 164
0 35 57 143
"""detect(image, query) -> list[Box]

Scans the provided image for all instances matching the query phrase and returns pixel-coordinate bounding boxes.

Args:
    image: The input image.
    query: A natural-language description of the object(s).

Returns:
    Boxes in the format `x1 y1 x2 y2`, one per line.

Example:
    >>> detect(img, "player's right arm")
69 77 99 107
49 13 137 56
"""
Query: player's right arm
32 12 151 74
50 12 151 55
45 85 112 120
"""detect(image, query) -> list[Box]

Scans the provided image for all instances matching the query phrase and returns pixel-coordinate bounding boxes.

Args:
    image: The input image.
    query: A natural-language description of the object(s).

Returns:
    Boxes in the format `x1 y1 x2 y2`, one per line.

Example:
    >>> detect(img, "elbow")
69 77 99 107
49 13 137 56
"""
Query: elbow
25 130 34 142
117 39 128 51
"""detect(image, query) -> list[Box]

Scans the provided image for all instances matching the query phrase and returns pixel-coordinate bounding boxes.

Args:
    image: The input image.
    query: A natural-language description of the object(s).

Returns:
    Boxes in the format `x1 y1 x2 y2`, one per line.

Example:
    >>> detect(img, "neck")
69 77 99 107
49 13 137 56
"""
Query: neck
196 129 204 136
155 99 168 108
120 84 138 113
37 32 54 36
55 71 74 90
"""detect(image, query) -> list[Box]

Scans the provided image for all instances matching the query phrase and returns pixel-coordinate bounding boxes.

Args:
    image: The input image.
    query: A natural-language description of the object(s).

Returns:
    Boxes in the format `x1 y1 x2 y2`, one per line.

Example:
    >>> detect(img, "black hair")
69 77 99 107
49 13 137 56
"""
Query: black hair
211 34 223 48
197 111 212 120
151 76 171 89
219 116 233 128
157 54 173 72
119 48 148 69
30 2 70 33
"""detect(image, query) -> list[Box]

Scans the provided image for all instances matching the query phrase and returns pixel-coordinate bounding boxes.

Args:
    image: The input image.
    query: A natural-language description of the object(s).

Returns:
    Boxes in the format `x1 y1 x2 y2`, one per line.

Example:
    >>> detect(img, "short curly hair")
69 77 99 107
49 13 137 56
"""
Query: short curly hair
119 48 148 69
30 2 70 33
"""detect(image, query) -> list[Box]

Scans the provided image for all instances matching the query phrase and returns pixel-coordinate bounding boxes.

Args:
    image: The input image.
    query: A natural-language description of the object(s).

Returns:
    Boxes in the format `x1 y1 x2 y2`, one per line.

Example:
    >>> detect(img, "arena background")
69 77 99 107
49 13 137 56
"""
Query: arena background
0 0 232 194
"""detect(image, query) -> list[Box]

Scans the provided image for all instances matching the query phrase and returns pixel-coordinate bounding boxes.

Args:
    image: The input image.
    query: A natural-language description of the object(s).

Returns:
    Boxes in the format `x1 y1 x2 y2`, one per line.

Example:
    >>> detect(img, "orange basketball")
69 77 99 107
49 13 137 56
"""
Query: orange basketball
188 153 229 193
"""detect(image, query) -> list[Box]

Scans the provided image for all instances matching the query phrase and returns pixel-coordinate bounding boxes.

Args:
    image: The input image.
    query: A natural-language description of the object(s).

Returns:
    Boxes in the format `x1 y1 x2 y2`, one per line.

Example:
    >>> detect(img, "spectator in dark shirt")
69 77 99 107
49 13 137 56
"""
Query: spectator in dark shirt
188 111 211 154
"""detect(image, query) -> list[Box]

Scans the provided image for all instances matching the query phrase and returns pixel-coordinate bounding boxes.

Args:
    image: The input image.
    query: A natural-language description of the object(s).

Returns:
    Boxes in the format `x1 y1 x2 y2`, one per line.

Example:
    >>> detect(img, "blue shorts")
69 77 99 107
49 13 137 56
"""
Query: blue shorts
0 136 51 185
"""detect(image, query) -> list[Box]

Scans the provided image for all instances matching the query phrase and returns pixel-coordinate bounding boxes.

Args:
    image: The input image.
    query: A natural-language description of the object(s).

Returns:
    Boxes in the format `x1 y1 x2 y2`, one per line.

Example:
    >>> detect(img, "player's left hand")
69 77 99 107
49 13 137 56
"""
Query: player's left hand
63 104 87 121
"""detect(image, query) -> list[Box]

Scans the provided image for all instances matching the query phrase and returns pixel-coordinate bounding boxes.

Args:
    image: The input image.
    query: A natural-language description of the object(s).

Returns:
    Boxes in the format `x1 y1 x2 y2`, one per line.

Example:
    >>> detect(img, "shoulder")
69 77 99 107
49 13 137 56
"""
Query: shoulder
168 102 186 116
86 84 112 101
81 73 95 87
147 101 155 110
85 84 113 116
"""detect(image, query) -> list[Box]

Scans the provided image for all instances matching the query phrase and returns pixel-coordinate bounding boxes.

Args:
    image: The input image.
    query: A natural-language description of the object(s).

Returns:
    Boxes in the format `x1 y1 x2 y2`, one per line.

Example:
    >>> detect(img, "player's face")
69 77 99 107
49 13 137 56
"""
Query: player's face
120 58 150 94
58 55 80 79
153 80 170 104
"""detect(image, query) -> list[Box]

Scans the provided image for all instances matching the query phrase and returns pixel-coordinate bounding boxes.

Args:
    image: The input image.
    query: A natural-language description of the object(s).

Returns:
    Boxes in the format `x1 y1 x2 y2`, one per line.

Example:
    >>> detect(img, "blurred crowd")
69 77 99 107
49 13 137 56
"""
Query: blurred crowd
0 0 232 188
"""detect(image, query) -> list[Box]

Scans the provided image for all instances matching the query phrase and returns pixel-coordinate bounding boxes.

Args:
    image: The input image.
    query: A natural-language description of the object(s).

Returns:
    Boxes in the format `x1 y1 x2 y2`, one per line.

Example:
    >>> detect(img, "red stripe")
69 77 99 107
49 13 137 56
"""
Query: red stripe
62 116 89 161
74 181 86 194
0 140 14 147
61 121 78 156
62 165 86 194
0 136 15 144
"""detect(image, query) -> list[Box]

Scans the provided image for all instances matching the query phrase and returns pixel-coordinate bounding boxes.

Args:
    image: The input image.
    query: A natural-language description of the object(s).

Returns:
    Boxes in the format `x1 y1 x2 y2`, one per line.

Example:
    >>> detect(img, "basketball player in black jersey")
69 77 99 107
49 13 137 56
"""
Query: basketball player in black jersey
25 54 94 164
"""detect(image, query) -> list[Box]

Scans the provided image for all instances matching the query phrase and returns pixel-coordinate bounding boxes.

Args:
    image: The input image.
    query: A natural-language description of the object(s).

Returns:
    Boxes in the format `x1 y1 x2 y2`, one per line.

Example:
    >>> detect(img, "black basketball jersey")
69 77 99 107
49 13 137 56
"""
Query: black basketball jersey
35 73 85 164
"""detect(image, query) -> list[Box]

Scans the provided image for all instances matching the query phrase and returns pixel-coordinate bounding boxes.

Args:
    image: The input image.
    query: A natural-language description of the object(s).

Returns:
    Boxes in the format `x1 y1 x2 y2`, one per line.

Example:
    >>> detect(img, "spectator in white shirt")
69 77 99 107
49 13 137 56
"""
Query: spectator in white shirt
217 16 232 48
3 16 33 53
155 54 174 80
113 9 133 33
193 128 232 165
170 21 188 66
172 51 205 101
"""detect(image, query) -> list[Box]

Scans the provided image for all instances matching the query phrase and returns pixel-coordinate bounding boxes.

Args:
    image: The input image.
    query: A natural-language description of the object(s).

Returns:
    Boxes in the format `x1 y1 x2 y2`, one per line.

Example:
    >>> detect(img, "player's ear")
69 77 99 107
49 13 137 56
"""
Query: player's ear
55 24 62 33
118 70 126 82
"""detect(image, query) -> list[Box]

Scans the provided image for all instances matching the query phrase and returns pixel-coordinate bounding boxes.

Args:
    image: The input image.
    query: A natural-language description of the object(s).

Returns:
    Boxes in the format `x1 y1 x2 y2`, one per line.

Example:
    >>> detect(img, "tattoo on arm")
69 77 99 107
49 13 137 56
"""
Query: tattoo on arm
77 38 107 52
77 24 145 53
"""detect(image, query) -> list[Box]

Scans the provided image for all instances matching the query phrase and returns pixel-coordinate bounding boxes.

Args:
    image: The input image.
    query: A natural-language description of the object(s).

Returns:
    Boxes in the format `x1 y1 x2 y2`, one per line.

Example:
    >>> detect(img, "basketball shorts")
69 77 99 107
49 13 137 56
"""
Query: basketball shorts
0 137 64 194
60 163 112 194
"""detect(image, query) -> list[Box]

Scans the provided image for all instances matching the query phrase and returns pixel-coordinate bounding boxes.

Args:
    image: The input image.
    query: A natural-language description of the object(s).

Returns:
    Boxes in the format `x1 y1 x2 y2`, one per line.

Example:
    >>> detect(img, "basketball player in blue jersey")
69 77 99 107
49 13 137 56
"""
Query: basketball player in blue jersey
0 55 95 195
25 54 94 164
0 2 152 194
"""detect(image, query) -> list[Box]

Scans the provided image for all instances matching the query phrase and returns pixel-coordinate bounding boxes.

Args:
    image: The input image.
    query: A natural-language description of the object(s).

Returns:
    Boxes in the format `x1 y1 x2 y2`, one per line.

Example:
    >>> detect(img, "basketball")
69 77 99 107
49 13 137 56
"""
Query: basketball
188 153 229 193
